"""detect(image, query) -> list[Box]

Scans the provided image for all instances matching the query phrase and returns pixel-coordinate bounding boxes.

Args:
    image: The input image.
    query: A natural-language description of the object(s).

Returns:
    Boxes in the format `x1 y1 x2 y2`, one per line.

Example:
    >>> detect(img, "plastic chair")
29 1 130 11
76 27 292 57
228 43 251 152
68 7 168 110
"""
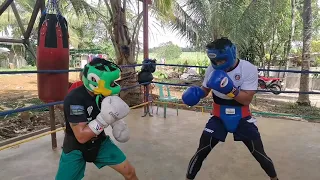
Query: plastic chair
155 83 179 118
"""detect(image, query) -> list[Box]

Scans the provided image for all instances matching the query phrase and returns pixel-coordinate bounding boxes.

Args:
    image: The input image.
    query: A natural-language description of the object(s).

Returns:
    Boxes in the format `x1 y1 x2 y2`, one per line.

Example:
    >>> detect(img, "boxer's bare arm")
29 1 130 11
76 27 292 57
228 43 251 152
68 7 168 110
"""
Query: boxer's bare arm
234 90 256 105
70 122 97 144
200 86 211 97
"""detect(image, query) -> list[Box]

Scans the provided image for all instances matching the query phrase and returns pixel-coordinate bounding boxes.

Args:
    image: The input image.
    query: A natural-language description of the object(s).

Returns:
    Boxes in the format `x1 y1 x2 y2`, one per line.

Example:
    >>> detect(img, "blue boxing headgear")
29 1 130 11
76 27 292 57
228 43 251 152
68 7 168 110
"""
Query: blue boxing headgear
206 38 237 71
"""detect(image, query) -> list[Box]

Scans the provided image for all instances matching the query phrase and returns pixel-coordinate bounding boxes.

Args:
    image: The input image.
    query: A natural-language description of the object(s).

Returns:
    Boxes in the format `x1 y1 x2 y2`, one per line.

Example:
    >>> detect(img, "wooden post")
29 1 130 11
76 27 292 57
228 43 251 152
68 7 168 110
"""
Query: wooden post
143 0 149 60
141 0 153 117
49 106 57 150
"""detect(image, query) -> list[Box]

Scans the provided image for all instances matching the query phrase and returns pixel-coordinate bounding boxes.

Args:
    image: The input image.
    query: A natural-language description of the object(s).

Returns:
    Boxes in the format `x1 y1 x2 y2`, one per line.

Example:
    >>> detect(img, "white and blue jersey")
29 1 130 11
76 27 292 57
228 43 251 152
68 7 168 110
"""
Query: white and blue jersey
202 59 258 106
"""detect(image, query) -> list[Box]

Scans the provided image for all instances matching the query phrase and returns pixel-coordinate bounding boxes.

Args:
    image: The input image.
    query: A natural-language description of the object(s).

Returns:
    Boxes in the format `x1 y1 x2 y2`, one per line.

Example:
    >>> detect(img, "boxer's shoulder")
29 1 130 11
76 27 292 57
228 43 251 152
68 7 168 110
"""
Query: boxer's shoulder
64 86 88 105
239 59 257 72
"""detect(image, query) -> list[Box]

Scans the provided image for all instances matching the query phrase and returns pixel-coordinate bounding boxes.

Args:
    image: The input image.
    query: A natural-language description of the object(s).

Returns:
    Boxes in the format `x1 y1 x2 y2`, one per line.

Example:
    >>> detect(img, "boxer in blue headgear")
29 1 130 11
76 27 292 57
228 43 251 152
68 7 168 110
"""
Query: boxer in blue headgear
182 38 278 180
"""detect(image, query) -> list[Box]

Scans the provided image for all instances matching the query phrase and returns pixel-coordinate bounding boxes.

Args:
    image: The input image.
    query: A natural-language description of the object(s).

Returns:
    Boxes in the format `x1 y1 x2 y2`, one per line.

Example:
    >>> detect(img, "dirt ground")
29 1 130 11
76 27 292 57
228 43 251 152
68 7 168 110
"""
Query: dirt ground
0 72 80 102
0 73 80 140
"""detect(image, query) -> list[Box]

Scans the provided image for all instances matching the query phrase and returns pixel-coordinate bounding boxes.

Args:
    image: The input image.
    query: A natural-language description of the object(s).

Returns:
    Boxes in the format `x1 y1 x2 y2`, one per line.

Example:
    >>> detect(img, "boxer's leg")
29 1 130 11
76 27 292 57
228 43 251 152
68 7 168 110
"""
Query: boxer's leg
234 118 278 179
186 117 227 180
55 150 86 180
94 137 138 180
242 139 278 179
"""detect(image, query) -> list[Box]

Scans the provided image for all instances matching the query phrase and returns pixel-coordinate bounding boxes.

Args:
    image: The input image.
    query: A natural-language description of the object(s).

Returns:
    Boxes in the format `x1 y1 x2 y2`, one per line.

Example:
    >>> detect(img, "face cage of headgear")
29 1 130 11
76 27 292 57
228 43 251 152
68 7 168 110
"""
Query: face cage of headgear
206 44 237 71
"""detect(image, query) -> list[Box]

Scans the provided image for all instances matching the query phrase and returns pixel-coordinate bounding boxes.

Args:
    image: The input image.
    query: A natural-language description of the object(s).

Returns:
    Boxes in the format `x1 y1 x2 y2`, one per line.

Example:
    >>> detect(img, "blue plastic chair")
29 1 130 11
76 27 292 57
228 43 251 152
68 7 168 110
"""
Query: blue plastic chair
155 83 179 118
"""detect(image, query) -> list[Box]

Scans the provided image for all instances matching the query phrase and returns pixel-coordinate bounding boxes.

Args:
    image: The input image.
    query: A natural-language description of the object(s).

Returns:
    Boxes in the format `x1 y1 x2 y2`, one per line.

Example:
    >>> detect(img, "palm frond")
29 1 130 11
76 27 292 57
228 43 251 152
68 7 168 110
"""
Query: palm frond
167 1 203 43
68 0 104 20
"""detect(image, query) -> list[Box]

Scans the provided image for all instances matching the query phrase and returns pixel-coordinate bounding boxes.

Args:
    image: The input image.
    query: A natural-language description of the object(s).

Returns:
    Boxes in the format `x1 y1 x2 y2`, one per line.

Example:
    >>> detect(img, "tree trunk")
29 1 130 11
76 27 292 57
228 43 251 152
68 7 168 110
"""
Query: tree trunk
259 53 265 76
267 60 271 77
282 0 296 90
108 0 142 106
268 0 275 77
297 0 312 106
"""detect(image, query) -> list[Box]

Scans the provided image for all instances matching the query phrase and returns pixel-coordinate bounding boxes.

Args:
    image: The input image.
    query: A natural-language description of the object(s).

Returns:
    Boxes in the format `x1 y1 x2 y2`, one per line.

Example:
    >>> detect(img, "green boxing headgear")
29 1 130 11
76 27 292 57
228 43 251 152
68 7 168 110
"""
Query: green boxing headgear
82 58 121 96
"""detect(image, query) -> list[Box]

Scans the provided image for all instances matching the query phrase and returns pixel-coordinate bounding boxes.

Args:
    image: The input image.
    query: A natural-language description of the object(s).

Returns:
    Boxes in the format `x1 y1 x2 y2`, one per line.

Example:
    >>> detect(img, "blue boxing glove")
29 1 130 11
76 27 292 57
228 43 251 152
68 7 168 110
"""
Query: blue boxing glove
182 86 205 106
206 70 239 98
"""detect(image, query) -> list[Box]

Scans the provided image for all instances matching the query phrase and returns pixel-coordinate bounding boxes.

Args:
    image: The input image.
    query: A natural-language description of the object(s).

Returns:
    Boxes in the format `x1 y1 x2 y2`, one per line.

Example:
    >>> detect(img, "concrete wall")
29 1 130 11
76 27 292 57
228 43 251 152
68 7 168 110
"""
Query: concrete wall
262 66 320 90
0 51 27 69
286 77 320 90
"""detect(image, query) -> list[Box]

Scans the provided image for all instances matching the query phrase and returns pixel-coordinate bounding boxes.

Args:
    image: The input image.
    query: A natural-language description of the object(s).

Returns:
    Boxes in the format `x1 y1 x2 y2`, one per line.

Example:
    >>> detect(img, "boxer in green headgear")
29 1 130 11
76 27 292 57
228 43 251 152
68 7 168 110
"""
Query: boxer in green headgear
82 58 121 96
56 58 138 180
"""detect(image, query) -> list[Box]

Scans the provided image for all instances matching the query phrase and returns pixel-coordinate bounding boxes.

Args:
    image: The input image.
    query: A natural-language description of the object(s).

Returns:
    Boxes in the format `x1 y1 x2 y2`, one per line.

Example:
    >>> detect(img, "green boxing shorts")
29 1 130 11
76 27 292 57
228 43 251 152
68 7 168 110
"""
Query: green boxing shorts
55 137 126 180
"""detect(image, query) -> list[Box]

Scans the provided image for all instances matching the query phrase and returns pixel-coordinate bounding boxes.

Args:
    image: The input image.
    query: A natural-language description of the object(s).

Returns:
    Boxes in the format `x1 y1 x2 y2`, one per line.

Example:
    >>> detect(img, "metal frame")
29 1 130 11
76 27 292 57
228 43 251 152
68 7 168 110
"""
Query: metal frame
0 0 153 149
0 0 45 59
0 0 58 149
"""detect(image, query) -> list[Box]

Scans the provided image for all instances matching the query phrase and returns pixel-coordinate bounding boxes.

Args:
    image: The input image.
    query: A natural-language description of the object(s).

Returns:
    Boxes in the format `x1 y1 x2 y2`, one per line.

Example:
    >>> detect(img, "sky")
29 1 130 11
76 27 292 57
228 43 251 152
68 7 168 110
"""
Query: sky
134 1 190 48
137 15 190 48
0 0 190 49
87 0 190 48
3 0 320 49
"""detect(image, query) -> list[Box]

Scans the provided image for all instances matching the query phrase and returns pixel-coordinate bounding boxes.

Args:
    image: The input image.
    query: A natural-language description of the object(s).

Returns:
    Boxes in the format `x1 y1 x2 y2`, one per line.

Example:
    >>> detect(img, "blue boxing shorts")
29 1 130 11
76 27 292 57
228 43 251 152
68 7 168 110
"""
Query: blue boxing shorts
203 116 261 142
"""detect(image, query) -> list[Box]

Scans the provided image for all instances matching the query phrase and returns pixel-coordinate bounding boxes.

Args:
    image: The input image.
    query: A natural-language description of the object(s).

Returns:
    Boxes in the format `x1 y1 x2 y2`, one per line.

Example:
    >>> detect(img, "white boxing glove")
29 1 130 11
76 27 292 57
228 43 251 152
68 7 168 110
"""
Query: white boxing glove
111 120 130 143
89 96 130 135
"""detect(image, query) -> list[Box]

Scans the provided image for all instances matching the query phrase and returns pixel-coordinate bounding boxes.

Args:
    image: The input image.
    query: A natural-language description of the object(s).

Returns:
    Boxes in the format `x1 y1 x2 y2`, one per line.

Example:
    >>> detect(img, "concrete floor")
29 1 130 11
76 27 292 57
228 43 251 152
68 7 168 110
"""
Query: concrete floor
0 108 320 180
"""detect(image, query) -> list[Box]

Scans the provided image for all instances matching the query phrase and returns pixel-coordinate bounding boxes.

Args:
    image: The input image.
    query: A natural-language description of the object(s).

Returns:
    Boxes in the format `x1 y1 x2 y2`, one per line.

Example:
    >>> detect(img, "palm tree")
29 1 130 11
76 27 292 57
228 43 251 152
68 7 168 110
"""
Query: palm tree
297 0 312 106
65 0 174 105
0 0 102 61
0 0 173 105
282 0 297 88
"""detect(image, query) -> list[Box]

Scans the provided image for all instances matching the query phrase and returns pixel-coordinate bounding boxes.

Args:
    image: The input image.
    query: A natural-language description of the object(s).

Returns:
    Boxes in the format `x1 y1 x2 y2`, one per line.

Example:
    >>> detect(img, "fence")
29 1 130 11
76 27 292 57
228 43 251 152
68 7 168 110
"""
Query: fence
1 63 320 150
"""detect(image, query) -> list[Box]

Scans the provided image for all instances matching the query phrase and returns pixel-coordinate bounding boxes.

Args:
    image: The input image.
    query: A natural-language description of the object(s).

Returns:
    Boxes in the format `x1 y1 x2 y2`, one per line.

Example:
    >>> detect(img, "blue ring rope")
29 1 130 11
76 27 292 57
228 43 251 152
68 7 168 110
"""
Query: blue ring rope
0 82 150 117
152 81 320 94
1 63 320 74
1 62 320 116
2 80 319 117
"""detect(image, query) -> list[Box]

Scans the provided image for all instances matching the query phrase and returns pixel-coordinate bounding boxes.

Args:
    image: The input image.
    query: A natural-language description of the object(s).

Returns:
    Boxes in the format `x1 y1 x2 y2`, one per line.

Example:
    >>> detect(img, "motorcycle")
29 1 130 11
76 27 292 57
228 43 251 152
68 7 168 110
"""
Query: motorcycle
258 75 284 95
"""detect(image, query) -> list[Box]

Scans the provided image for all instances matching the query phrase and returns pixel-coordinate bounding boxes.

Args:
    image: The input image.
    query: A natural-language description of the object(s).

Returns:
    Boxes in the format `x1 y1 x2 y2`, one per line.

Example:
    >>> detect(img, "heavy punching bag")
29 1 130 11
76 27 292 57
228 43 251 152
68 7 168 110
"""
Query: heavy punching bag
37 1 69 103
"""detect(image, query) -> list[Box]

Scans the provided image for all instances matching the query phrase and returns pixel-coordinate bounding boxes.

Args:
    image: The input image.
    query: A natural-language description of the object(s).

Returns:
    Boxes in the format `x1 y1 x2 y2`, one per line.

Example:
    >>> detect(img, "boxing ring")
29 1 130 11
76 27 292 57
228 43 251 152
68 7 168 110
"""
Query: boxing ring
1 64 320 180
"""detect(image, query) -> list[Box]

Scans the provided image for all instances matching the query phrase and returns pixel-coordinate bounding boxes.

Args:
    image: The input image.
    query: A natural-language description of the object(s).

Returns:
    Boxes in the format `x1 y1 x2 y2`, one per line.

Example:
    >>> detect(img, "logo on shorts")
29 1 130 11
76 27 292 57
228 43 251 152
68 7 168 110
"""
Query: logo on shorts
204 128 214 133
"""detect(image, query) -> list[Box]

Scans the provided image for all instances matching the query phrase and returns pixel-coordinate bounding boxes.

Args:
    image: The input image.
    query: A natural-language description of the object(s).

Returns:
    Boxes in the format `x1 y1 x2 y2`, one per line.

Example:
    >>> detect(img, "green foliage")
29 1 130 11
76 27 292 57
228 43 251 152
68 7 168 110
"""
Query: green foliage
312 73 320 78
159 72 169 79
196 58 210 76
177 60 189 74
26 52 35 66
170 0 306 66
311 41 320 52
153 71 168 79
96 42 116 59
313 57 320 67
154 41 182 60
311 41 320 67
